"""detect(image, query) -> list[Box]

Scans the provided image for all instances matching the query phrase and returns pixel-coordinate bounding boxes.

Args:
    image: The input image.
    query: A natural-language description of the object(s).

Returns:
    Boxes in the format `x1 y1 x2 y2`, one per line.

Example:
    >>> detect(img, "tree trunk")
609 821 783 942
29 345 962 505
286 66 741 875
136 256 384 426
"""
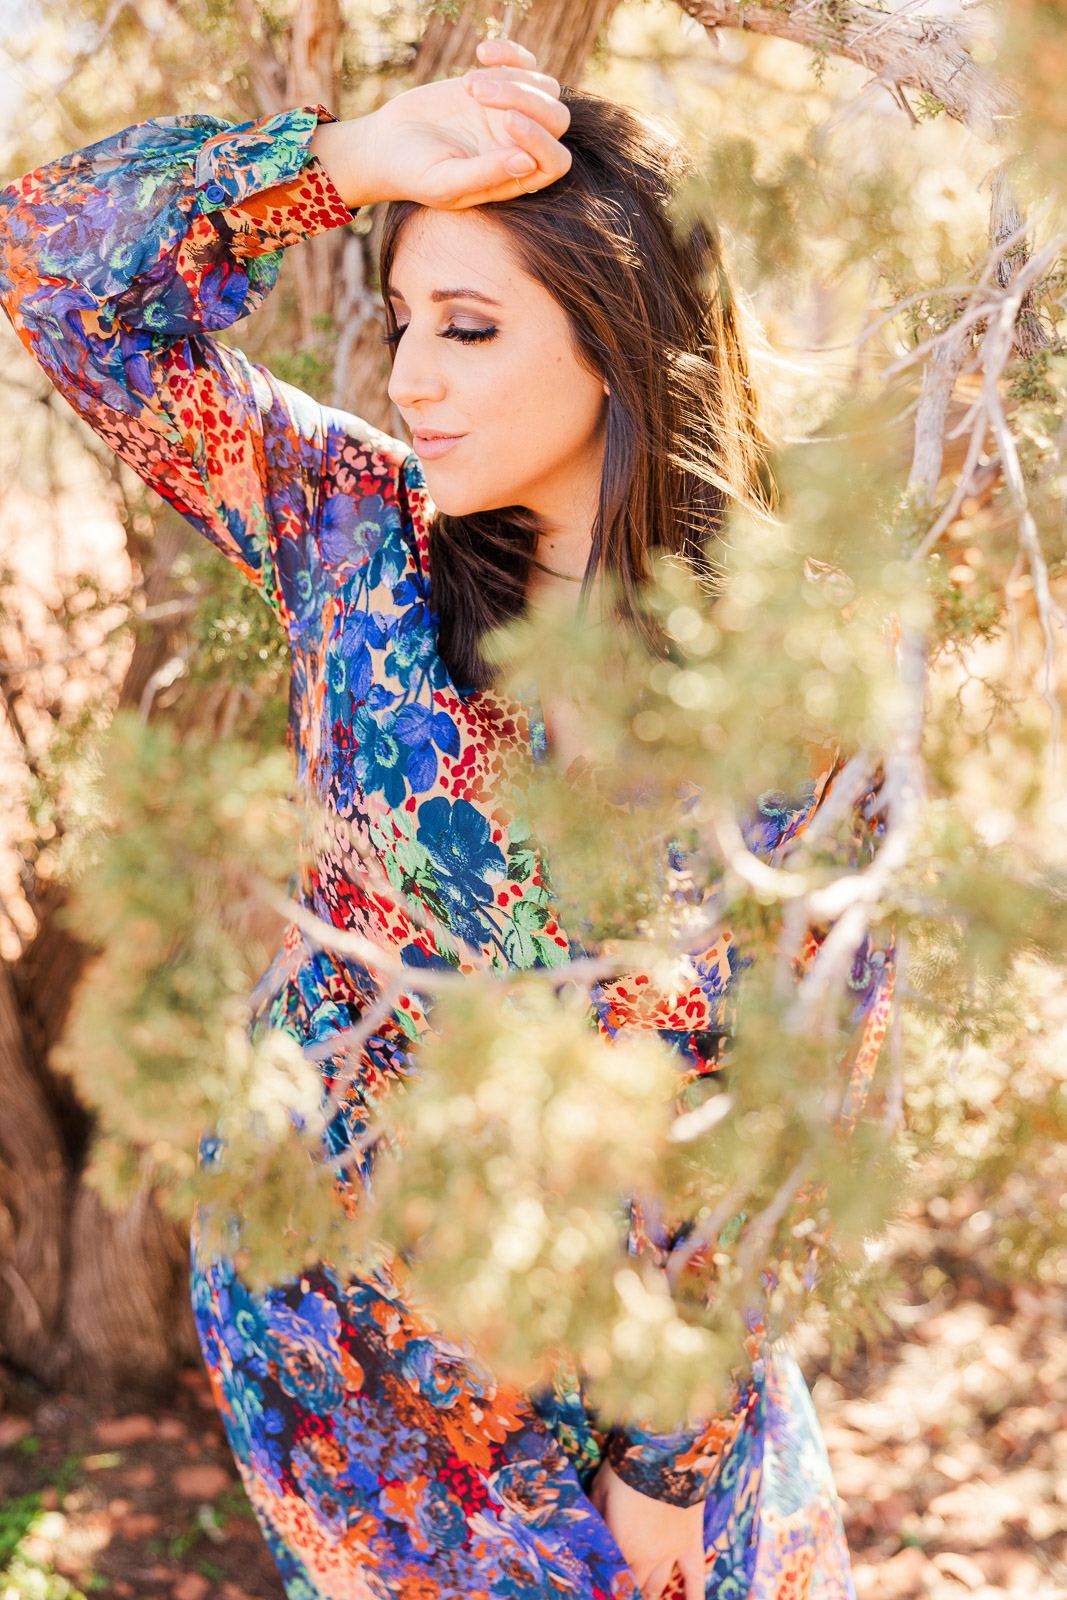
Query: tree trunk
0 891 199 1396
415 0 620 90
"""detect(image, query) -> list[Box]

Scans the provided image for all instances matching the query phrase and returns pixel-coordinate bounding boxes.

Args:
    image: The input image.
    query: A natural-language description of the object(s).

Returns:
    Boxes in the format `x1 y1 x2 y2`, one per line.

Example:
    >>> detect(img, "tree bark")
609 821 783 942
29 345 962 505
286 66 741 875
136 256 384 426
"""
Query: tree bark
415 0 621 88
0 961 67 1383
285 0 346 348
0 878 199 1394
677 0 1014 140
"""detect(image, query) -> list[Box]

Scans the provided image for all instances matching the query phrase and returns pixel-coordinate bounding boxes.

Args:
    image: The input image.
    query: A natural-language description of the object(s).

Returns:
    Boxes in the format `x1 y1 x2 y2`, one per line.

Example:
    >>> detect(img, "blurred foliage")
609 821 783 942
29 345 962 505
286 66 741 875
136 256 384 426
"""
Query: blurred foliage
4 0 1067 1423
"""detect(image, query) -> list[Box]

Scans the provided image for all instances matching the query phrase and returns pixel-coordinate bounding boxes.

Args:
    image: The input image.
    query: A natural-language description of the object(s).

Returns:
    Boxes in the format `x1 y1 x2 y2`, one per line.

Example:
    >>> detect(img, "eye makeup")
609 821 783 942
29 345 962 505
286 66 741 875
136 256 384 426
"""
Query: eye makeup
381 323 499 347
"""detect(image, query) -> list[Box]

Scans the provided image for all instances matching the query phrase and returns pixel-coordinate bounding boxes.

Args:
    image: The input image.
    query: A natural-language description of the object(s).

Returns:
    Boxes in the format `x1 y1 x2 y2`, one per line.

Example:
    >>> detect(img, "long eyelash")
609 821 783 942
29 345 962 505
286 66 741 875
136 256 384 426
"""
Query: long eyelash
446 326 498 344
379 325 498 347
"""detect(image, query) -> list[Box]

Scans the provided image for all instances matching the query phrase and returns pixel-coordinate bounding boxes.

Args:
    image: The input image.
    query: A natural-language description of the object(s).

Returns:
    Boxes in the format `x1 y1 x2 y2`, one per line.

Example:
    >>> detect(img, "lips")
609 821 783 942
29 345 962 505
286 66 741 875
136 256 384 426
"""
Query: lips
411 430 466 461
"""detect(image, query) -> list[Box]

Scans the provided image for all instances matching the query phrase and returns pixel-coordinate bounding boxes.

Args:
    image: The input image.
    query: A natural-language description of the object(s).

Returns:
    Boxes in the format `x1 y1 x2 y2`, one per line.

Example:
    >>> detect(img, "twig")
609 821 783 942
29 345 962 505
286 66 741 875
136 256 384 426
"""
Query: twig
978 241 1067 756
735 1159 810 1285
269 890 634 996
679 0 1014 139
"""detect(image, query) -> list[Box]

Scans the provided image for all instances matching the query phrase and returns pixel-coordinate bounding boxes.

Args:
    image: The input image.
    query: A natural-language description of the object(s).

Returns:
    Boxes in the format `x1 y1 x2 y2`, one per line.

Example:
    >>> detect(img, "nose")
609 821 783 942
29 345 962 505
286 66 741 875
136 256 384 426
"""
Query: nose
386 323 447 412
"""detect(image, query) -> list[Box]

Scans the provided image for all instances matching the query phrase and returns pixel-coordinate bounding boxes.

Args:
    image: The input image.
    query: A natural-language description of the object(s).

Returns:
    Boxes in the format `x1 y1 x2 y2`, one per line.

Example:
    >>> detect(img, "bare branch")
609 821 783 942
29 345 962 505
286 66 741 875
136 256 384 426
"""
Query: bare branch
677 0 1014 140
667 1177 749 1287
979 243 1067 749
735 1159 810 1284
269 891 635 997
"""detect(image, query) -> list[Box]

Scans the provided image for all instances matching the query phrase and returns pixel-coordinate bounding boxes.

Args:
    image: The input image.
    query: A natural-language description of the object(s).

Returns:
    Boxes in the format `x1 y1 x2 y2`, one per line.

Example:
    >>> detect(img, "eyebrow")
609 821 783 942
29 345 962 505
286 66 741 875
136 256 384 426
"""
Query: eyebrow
387 287 504 308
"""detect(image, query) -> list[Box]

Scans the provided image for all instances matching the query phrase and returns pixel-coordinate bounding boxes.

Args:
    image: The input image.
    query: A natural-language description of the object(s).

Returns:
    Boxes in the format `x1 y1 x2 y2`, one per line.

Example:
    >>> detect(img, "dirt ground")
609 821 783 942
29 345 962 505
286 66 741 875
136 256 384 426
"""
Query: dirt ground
804 1197 1067 1600
1 1198 1064 1600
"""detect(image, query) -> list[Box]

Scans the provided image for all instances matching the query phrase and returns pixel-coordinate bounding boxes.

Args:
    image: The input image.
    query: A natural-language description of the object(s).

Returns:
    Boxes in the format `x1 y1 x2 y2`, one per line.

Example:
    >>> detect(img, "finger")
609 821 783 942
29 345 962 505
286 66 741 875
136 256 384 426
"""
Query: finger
640 1559 673 1600
681 1552 706 1600
495 108 572 183
465 64 563 103
427 146 541 209
467 77 570 139
476 37 539 71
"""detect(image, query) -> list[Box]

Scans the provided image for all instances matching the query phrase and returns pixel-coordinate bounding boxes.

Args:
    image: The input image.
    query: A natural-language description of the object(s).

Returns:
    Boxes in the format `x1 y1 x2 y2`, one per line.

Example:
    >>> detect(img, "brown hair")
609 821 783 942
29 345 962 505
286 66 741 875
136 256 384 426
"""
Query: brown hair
378 85 774 692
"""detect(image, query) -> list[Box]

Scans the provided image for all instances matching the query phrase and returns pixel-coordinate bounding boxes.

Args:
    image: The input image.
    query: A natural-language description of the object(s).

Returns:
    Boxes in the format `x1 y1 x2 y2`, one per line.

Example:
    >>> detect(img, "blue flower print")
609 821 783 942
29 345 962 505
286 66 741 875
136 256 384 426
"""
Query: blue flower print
492 1457 578 1528
263 1298 346 1416
386 601 439 688
352 700 407 809
335 1405 430 1489
743 790 793 856
247 1414 292 1500
333 606 390 707
413 1481 469 1551
199 261 248 328
291 1438 360 1542
321 491 388 576
490 1547 552 1600
393 702 460 794
364 504 407 594
399 1337 466 1409
220 1290 271 1381
272 518 324 635
743 784 816 856
416 797 506 946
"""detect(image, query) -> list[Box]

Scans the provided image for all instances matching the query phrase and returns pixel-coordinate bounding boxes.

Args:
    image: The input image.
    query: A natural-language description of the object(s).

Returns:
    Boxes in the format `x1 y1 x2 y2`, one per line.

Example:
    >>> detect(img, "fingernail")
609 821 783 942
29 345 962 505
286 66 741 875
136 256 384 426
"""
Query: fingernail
472 77 500 95
506 110 529 130
506 153 536 175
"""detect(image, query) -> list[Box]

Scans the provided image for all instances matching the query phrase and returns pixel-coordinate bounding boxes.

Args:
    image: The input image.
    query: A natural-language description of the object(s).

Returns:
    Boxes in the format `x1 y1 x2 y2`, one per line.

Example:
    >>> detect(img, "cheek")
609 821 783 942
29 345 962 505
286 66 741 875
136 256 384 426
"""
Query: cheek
481 345 599 446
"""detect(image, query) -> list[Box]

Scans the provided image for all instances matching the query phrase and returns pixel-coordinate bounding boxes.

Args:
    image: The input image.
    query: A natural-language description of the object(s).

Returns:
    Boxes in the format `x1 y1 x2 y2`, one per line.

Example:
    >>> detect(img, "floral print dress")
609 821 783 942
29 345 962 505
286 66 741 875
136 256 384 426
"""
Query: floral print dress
0 103 895 1600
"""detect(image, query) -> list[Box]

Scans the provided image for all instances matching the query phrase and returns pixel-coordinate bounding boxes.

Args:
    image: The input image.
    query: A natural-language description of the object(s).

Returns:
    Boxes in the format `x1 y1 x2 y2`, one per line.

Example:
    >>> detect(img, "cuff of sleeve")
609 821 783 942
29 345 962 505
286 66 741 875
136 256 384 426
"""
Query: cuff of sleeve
192 104 356 249
603 1425 712 1508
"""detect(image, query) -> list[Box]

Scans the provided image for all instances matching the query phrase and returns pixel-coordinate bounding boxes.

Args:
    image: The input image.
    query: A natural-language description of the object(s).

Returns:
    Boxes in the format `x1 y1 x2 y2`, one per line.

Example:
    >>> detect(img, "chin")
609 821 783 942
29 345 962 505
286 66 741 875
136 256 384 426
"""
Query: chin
421 470 519 520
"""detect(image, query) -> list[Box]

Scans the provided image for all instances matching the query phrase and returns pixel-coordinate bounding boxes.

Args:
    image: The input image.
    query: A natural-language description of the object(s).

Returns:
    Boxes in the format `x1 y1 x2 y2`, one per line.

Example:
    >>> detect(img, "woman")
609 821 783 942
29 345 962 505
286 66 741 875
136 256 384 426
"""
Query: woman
0 35 891 1600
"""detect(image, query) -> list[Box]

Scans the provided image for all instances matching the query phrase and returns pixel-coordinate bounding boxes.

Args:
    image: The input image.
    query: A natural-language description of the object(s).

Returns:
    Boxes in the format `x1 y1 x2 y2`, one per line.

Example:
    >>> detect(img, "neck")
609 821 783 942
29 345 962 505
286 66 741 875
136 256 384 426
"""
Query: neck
524 501 600 610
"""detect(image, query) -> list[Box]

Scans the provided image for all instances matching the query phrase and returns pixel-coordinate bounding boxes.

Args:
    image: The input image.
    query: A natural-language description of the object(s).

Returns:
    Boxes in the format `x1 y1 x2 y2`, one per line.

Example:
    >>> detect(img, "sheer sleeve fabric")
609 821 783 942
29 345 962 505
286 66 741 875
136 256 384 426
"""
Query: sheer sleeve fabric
602 755 895 1506
0 106 366 633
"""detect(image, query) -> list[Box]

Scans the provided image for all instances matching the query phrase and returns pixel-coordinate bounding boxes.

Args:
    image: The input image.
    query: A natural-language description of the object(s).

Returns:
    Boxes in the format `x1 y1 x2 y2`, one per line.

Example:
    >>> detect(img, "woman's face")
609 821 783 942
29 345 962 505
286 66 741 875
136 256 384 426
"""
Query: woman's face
385 207 608 530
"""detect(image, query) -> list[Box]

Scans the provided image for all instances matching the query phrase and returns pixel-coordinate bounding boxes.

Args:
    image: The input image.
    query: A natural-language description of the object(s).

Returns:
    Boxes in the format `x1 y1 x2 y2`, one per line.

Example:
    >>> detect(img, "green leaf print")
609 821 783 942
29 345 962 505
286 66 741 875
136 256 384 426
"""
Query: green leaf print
506 845 538 883
512 896 550 932
532 932 571 969
502 925 540 970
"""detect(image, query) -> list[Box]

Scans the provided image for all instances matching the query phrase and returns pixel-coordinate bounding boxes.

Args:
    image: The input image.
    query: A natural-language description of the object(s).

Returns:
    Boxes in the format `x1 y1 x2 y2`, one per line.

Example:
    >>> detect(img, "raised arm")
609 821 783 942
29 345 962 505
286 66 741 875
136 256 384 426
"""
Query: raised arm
0 42 572 629
0 106 369 626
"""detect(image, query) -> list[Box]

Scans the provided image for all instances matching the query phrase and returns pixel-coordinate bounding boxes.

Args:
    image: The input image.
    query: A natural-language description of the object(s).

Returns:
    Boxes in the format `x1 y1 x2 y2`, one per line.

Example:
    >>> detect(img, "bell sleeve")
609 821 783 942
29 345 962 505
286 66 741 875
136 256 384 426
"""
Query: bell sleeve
598 754 896 1506
0 105 385 634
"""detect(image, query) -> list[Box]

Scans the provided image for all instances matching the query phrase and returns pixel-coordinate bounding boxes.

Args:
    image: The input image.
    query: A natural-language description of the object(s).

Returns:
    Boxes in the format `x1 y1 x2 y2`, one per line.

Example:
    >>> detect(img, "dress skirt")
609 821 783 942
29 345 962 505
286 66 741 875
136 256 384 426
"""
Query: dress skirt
191 1237 855 1600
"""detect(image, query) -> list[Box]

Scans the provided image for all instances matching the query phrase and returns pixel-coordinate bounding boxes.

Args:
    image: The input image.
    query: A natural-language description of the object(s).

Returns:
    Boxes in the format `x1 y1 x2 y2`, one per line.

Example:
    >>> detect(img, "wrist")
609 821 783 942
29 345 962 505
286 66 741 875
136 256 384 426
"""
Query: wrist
309 113 388 210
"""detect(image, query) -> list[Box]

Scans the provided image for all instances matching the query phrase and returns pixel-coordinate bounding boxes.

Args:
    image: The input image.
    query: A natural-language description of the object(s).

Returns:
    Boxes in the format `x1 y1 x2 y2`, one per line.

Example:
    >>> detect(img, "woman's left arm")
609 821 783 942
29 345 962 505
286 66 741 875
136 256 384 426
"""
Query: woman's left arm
590 754 895 1541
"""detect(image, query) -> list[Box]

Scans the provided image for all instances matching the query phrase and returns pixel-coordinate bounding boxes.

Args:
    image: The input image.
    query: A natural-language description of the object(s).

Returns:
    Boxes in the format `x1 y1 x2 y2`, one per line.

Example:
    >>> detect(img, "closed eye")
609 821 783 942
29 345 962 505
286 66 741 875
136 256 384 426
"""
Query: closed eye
381 323 498 347
445 325 498 344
